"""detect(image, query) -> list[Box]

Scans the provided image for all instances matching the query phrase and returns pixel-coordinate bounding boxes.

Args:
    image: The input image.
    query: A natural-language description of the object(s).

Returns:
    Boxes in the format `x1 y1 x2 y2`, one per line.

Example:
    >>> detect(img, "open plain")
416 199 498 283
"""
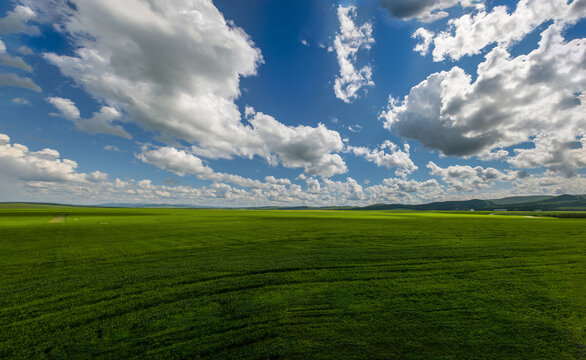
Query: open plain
0 207 584 359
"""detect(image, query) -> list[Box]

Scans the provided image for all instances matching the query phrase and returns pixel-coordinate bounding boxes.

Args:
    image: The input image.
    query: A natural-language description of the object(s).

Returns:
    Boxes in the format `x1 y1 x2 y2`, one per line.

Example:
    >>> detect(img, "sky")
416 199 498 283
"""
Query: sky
0 0 585 206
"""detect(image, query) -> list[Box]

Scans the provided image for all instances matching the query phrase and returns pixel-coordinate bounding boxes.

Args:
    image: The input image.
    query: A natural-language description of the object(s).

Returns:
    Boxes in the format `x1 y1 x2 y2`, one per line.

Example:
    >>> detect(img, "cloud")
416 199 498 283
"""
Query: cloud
137 146 214 178
43 0 346 177
379 0 475 22
381 23 586 174
348 124 362 133
412 28 434 55
0 73 40 92
301 39 309 47
11 97 31 106
427 161 515 191
43 0 261 155
346 141 417 177
0 5 39 35
103 145 120 152
138 145 302 191
17 45 33 55
333 5 375 103
0 133 107 184
477 149 509 162
0 39 33 71
510 171 586 196
3 131 582 206
508 136 586 177
246 110 347 177
416 0 585 61
47 97 131 139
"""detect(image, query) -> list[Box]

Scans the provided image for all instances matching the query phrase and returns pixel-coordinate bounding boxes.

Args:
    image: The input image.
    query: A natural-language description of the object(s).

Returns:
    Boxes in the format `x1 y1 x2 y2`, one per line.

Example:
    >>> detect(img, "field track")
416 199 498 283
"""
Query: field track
49 213 68 223
0 208 584 359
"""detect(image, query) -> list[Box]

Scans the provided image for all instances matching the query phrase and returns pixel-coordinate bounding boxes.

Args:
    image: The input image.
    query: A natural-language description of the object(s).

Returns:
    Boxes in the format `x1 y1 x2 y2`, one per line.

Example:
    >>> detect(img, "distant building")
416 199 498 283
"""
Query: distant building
494 209 508 211
534 209 543 212
469 209 475 211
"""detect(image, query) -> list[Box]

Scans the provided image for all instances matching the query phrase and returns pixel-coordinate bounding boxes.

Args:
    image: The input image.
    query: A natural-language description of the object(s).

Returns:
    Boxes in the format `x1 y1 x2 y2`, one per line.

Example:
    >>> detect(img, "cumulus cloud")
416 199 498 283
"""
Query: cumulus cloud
511 171 586 196
0 133 107 184
477 149 509 162
43 0 261 154
508 136 586 177
137 146 214 178
379 0 476 22
416 0 585 61
427 161 516 191
333 5 375 103
412 28 434 55
138 145 300 191
3 131 582 207
346 141 417 177
42 0 346 177
245 109 347 177
48 97 131 139
381 22 586 174
142 107 347 179
0 5 39 35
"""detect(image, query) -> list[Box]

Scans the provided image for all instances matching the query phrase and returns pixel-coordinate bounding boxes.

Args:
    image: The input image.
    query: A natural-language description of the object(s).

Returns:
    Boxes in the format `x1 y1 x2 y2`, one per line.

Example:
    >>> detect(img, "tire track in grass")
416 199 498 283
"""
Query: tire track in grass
2 259 572 327
49 213 68 223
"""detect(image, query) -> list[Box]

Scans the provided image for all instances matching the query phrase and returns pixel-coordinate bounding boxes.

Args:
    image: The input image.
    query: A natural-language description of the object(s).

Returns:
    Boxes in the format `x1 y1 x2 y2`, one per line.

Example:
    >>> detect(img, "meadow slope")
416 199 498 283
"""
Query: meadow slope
0 209 584 359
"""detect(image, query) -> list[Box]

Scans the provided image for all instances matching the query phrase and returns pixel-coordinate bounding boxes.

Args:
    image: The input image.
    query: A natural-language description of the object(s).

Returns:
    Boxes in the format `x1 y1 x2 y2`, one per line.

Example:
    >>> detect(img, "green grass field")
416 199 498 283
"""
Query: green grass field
0 208 584 359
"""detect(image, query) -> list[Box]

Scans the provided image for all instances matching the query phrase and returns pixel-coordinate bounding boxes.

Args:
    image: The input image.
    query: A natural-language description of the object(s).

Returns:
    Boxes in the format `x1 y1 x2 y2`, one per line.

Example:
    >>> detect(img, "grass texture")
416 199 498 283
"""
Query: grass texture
0 208 584 359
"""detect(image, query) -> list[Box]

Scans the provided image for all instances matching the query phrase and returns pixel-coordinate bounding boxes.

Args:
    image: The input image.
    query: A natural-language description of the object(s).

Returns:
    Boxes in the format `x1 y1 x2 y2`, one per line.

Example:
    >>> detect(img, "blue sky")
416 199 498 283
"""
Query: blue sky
0 0 584 206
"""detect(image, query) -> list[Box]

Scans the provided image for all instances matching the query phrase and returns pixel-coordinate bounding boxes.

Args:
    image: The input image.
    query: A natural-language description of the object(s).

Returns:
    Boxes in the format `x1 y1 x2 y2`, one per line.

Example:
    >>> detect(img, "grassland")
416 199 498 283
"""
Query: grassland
0 208 584 359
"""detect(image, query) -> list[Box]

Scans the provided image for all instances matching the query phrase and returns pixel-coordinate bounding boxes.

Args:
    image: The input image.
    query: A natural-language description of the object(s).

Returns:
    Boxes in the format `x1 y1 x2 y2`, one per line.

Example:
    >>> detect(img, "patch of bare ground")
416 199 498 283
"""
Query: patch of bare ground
49 213 68 223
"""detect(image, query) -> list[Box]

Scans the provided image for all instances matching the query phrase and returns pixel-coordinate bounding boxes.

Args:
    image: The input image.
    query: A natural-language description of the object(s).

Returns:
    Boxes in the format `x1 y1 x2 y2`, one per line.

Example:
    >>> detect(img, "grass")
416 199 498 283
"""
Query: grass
0 208 584 359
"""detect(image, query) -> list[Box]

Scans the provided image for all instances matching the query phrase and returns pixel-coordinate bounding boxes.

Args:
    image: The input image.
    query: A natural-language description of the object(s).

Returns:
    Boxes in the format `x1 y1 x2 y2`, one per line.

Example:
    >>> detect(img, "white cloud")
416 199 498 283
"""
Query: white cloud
510 171 586 196
0 73 40 92
0 133 107 185
43 0 262 155
412 27 434 55
11 97 31 106
301 39 309 47
348 124 362 133
427 161 515 191
346 141 417 177
137 146 214 178
0 5 39 35
333 5 375 103
104 145 120 152
48 97 131 139
477 149 509 162
245 109 347 177
381 22 586 174
43 0 347 177
508 136 586 177
17 45 33 55
419 0 585 61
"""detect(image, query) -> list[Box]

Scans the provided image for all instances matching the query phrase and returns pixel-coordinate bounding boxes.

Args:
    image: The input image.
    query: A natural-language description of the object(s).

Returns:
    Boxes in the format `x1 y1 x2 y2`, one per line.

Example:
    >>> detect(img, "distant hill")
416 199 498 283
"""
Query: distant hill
358 194 586 211
0 202 81 209
2 194 586 211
